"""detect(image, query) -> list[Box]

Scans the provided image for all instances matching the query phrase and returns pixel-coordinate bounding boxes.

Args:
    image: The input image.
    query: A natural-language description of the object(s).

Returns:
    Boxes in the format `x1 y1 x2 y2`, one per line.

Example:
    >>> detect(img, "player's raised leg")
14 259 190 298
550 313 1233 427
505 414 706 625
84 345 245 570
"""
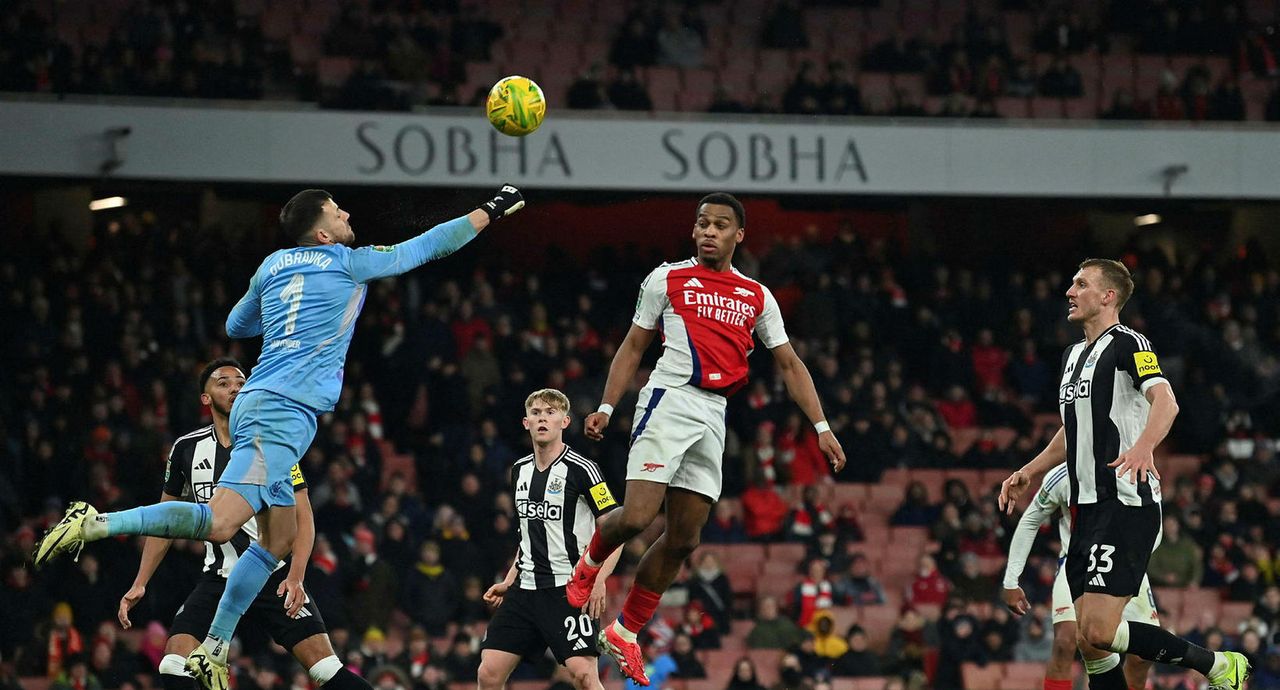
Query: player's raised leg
597 488 711 686
33 493 251 567
567 478 666 607
1077 593 1248 689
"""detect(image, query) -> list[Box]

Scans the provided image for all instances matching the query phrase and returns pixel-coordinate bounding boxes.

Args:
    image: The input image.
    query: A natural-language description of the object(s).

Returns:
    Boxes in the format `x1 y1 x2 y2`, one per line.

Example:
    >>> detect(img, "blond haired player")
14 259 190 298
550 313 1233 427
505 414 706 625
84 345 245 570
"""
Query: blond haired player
478 389 622 690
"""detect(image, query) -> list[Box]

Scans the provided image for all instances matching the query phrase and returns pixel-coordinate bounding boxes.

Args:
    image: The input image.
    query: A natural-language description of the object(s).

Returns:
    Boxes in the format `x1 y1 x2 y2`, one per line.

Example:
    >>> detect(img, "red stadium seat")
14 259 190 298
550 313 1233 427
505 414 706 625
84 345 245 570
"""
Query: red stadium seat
1153 587 1184 618
962 661 1004 690
1029 97 1063 118
1001 661 1045 690
994 97 1029 119
767 542 807 563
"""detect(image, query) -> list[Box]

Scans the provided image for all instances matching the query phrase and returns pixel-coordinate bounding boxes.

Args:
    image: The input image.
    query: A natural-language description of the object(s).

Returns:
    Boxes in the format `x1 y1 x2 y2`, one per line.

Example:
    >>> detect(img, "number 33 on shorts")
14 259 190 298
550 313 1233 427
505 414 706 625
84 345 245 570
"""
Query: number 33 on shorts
1088 544 1115 573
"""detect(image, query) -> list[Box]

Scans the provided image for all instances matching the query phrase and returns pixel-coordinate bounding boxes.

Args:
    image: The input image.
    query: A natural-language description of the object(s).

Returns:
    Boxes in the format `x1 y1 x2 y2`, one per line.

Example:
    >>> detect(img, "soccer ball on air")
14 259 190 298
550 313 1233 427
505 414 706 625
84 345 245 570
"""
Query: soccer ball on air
486 75 546 137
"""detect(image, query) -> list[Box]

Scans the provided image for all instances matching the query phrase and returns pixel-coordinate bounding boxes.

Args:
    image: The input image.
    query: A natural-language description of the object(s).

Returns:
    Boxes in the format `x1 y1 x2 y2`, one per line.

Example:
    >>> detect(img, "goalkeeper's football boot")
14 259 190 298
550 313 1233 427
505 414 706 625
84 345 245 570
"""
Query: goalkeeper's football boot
32 501 97 567
185 644 229 690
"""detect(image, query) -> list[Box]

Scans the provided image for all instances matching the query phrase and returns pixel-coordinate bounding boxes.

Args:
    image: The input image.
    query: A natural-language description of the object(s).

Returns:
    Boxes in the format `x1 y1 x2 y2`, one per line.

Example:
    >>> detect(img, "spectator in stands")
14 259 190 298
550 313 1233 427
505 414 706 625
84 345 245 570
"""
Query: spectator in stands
1211 76 1246 121
792 558 837 627
833 625 881 677
440 634 477 684
1153 70 1186 120
788 486 835 541
822 62 864 115
908 554 950 607
725 657 767 690
761 0 807 49
747 596 805 650
804 532 850 576
936 611 985 690
669 633 706 679
400 540 458 637
656 11 705 69
1037 56 1083 98
607 67 653 111
567 64 612 110
950 552 998 603
631 636 676 690
743 479 790 540
884 608 930 676
783 62 823 115
1101 88 1144 120
809 611 848 660
610 18 657 69
680 601 721 650
864 32 930 74
687 552 734 631
1231 562 1266 602
891 482 938 527
937 93 972 118
838 554 887 606
703 501 748 543
1254 586 1280 631
708 85 751 114
45 602 84 679
1034 9 1093 53
51 656 100 690
889 88 929 117
1014 610 1053 662
1005 60 1037 97
1148 515 1203 587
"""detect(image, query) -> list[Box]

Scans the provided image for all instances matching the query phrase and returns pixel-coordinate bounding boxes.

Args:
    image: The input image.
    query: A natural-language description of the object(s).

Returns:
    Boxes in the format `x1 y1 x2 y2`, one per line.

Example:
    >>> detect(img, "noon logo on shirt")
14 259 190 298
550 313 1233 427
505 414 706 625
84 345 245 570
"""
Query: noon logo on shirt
590 482 616 510
516 499 562 521
1134 351 1161 376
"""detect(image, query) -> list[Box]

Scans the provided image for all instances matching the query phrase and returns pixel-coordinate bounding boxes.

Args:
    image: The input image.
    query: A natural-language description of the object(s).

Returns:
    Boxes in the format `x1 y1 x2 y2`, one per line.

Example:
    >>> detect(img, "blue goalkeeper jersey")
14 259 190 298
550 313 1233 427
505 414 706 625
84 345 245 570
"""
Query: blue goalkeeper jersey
226 215 477 412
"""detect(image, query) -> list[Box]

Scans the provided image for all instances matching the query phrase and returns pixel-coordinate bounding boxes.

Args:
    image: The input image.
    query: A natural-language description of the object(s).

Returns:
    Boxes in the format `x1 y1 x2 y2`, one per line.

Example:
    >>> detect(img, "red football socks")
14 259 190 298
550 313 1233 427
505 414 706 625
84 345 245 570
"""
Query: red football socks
619 585 663 634
586 530 614 566
1043 679 1072 690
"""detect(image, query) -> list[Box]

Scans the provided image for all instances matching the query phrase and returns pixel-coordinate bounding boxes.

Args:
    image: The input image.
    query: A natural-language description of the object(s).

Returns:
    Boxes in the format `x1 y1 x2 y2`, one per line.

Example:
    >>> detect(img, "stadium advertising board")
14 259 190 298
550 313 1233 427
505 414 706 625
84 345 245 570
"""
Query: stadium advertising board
2 101 1280 198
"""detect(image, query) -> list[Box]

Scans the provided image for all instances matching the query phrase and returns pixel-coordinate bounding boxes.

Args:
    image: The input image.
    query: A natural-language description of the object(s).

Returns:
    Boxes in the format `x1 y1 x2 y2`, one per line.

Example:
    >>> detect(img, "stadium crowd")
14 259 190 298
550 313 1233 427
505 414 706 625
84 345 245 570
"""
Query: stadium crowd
0 197 1279 690
4 0 1280 121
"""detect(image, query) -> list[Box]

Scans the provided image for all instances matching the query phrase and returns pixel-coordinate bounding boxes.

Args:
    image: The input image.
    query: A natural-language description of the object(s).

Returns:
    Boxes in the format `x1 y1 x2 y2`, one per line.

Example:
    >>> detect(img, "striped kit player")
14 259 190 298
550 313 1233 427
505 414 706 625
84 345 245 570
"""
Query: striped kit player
1000 259 1249 690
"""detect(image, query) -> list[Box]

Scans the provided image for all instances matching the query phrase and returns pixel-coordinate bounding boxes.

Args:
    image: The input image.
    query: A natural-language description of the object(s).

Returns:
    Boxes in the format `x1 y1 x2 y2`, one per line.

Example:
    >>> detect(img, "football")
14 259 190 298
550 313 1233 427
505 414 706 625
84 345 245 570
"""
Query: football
486 75 546 137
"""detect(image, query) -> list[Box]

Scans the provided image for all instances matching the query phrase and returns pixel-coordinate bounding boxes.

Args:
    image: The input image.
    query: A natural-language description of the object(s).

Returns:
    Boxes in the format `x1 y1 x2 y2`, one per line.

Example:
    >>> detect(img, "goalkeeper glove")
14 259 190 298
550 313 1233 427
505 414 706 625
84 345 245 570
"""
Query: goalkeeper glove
482 184 525 222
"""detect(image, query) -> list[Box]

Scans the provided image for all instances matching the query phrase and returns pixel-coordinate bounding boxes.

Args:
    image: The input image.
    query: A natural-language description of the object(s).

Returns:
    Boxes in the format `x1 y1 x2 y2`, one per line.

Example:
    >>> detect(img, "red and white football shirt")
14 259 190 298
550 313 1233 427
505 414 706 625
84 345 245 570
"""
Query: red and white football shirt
633 258 788 396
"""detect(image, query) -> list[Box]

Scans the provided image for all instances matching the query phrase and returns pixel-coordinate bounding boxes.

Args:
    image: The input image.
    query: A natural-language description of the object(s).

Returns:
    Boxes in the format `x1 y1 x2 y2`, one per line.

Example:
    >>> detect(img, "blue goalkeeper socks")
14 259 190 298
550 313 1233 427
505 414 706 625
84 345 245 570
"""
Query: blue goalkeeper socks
95 502 213 540
205 542 278 658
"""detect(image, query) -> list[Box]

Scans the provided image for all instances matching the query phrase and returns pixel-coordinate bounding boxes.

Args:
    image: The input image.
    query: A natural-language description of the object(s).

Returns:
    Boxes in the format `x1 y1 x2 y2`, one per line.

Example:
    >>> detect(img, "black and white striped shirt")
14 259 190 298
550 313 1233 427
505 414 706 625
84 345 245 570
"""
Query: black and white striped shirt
511 445 618 590
162 424 307 578
1058 324 1168 507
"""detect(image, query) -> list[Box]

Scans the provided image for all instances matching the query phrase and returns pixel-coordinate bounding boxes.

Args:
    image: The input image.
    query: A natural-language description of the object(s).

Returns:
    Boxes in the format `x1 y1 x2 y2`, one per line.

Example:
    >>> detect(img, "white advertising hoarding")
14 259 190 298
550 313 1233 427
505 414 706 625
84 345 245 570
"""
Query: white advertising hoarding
1 100 1278 198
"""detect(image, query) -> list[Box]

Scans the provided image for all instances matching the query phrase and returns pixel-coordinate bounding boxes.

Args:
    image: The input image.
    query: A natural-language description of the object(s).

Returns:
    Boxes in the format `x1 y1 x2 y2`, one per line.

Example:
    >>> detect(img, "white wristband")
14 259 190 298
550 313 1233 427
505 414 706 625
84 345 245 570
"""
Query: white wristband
597 403 614 417
814 421 831 434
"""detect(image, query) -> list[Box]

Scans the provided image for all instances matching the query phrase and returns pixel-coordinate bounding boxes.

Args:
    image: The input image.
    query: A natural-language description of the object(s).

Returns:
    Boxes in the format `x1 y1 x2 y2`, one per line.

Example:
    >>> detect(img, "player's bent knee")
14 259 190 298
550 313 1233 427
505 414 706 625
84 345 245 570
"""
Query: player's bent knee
476 662 507 690
1079 620 1118 651
615 505 658 538
569 668 596 690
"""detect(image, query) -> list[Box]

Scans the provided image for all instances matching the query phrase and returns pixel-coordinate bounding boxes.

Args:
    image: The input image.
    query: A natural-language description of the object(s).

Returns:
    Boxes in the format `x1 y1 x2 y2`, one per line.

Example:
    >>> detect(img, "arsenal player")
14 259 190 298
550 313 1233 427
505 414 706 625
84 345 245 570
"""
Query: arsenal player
567 193 846 685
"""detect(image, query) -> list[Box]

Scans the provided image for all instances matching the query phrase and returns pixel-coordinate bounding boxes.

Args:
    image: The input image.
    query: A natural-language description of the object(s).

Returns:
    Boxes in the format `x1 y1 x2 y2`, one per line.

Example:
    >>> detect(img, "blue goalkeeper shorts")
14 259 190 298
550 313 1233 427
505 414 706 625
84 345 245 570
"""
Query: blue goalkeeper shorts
220 390 317 511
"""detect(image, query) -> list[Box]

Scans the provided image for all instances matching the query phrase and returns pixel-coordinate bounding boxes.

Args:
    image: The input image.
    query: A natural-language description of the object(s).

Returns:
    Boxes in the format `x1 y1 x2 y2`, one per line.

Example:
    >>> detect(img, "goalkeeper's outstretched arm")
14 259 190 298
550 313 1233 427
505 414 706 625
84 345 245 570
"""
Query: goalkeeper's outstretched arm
349 184 525 283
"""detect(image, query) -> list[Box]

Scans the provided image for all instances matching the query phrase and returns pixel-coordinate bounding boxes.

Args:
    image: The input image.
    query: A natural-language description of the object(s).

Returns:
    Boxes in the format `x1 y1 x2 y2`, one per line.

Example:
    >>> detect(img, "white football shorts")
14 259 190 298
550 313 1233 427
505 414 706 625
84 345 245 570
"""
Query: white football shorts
625 383 727 501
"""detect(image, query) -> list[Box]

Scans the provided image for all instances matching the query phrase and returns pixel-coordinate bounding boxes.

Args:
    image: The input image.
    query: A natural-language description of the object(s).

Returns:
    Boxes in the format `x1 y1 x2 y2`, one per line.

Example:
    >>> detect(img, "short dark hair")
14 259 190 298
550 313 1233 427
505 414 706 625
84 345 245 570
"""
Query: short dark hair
199 358 244 392
1078 258 1135 311
280 189 332 243
698 192 745 228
